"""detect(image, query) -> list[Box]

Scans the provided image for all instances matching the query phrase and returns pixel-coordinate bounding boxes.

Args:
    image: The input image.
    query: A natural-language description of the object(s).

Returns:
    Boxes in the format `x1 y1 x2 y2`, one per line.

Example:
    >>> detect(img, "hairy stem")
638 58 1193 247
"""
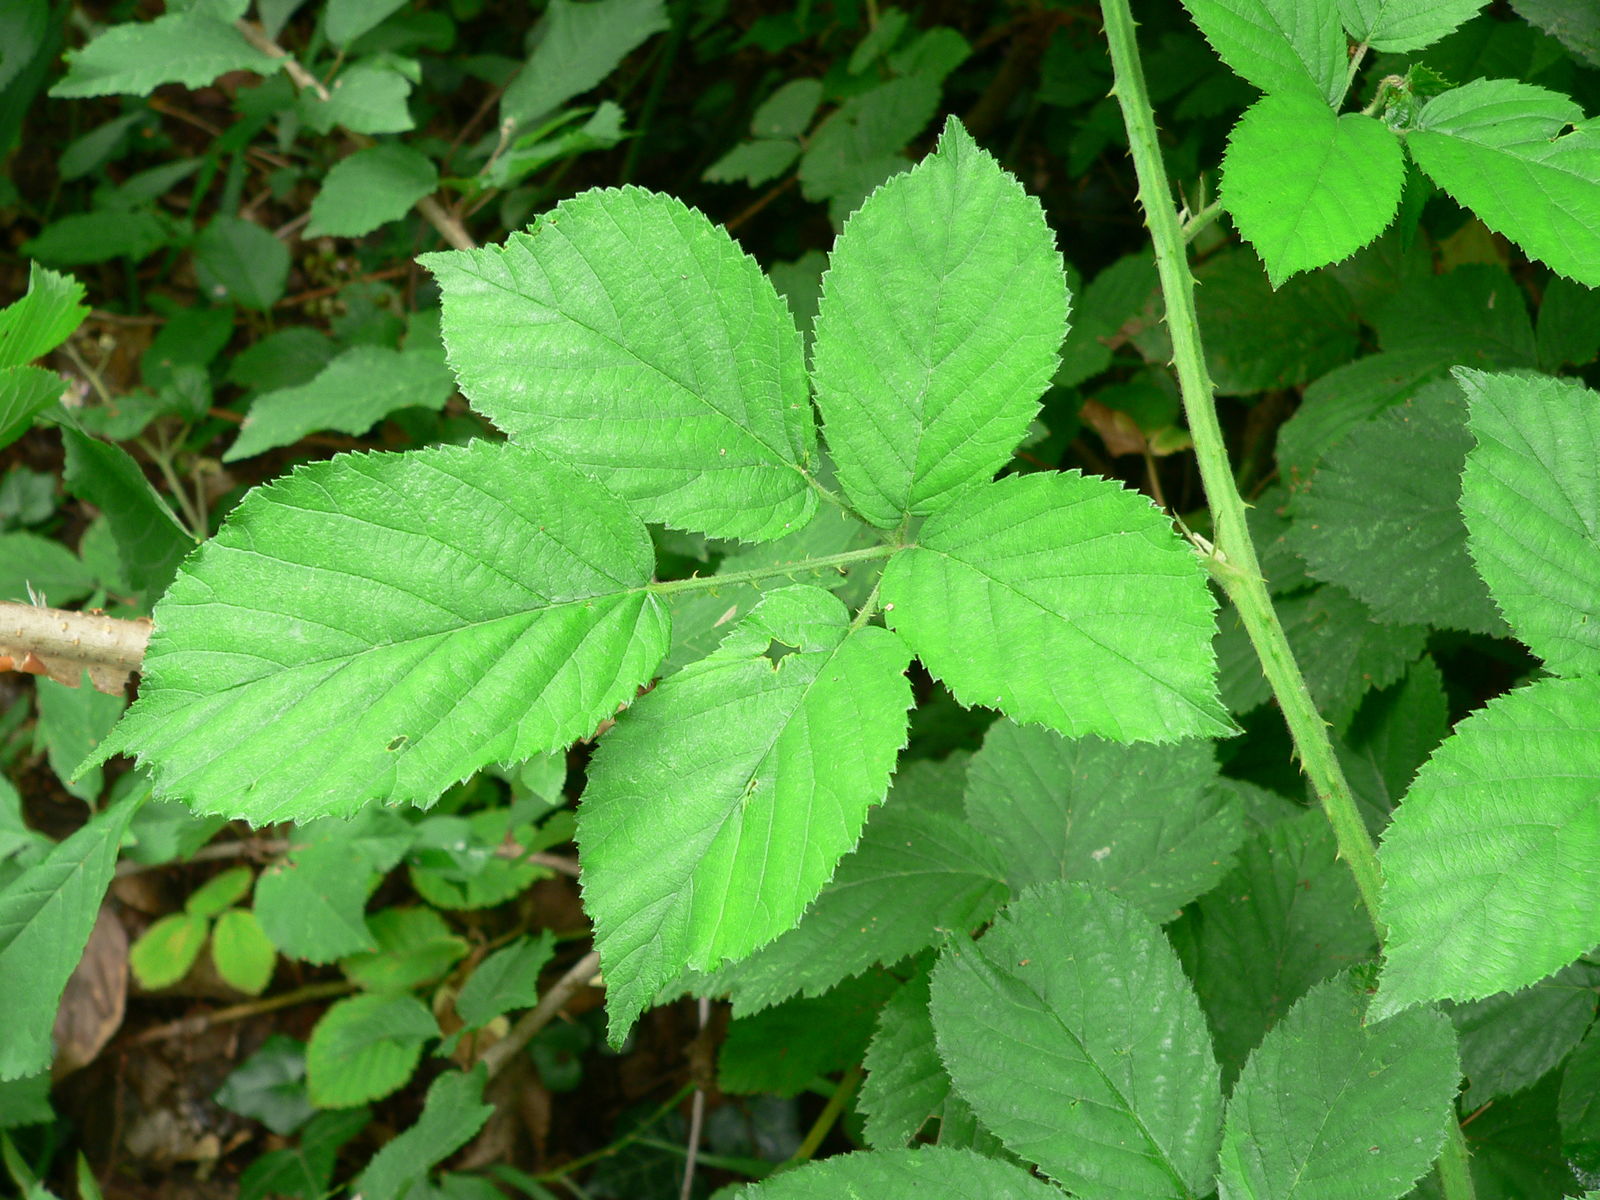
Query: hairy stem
1100 7 1475 1196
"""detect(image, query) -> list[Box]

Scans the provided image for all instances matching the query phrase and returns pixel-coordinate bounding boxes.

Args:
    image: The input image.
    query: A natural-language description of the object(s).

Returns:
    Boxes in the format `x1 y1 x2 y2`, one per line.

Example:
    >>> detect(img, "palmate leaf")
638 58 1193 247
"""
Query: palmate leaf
84 443 671 824
1337 0 1488 51
578 586 912 1042
737 1147 1059 1199
1375 675 1600 1016
931 882 1223 1200
422 188 816 542
810 116 1069 527
881 471 1231 743
1456 368 1600 676
1221 94 1404 287
1217 970 1460 1200
1179 0 1347 103
1405 79 1600 287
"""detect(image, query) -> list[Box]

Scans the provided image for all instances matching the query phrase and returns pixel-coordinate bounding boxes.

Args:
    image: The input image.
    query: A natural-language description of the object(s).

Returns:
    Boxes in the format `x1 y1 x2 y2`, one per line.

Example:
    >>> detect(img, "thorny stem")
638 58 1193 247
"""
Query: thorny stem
1100 6 1476 1197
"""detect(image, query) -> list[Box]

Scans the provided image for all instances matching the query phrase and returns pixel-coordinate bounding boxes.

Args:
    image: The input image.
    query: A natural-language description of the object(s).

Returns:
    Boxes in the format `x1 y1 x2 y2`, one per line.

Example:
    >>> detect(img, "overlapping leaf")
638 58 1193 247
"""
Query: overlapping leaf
810 116 1068 526
306 145 439 239
1406 79 1600 287
1376 675 1600 1016
1337 0 1488 51
352 1067 493 1200
578 586 912 1042
1179 0 1346 102
86 443 671 824
1456 368 1600 676
1222 95 1403 286
738 1147 1059 1199
932 882 1224 1200
423 188 816 541
881 471 1230 743
49 7 279 98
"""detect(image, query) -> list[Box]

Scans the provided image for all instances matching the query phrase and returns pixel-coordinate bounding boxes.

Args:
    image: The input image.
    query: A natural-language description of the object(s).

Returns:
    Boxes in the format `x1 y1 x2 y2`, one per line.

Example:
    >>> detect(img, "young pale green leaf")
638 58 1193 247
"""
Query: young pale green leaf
224 345 455 462
49 8 279 98
306 993 438 1108
1217 970 1460 1200
1376 675 1600 1016
1287 380 1503 634
737 1147 1060 1199
1406 79 1600 287
1336 0 1488 50
88 443 671 824
1178 0 1346 102
499 0 668 130
1447 962 1599 1105
931 882 1224 1200
61 427 193 596
1456 368 1600 676
0 799 136 1080
305 145 438 239
881 472 1231 743
422 188 816 542
454 933 555 1029
339 907 466 993
1222 95 1403 287
352 1066 494 1200
578 585 912 1043
211 909 276 995
809 116 1068 527
965 720 1244 919
1169 811 1378 1082
185 866 253 918
697 758 1007 1014
0 263 88 370
129 912 209 989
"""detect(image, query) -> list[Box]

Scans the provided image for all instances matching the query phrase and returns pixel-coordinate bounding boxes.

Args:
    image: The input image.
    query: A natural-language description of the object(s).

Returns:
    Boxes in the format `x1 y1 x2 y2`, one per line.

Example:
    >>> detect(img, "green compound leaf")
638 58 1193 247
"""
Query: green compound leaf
1217 970 1460 1200
0 262 88 370
0 799 136 1080
89 443 670 824
698 758 1008 1014
1287 379 1504 634
422 188 816 542
224 345 456 462
1375 674 1600 1017
306 992 438 1108
1456 368 1600 676
931 882 1223 1199
1405 79 1600 287
810 116 1068 527
579 585 912 1043
49 8 280 98
881 472 1231 743
352 1066 494 1200
306 144 439 239
1178 0 1347 103
1222 95 1404 287
737 1146 1060 1199
1337 0 1488 51
964 719 1245 920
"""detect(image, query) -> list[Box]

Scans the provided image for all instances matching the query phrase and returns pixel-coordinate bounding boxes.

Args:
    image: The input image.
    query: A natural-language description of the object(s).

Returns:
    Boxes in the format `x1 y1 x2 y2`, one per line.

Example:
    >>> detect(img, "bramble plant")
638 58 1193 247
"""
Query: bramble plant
7 0 1600 1196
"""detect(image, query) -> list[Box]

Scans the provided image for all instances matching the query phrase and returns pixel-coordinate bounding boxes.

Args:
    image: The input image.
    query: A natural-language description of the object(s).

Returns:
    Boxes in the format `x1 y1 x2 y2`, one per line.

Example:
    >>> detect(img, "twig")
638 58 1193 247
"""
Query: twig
235 20 329 100
128 980 355 1044
116 837 289 877
679 995 711 1200
0 601 151 693
480 948 602 1079
415 195 476 251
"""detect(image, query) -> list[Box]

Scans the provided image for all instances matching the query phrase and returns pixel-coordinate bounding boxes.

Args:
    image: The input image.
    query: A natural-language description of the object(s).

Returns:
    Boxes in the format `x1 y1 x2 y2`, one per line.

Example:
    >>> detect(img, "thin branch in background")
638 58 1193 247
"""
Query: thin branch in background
128 980 355 1045
679 995 711 1200
481 949 603 1080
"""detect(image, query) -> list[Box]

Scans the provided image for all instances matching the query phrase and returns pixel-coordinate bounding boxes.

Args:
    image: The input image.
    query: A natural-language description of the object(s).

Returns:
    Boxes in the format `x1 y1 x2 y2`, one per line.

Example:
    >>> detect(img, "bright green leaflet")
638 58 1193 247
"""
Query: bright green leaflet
0 368 65 453
48 8 279 98
87 442 671 824
1405 79 1600 288
184 865 253 917
339 908 466 993
299 63 415 136
737 1146 1059 1199
0 798 135 1080
423 188 816 542
1376 674 1600 1016
498 0 669 130
931 882 1224 1200
1456 368 1600 676
882 471 1230 743
454 933 555 1029
352 1067 494 1200
810 116 1068 527
306 145 439 239
1336 0 1488 50
964 720 1245 919
1287 379 1503 635
1216 970 1460 1200
61 427 193 596
0 263 88 369
224 345 456 462
1221 95 1404 287
305 993 438 1108
697 762 1007 1014
578 585 912 1042
129 912 208 989
1178 0 1346 103
212 909 276 995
